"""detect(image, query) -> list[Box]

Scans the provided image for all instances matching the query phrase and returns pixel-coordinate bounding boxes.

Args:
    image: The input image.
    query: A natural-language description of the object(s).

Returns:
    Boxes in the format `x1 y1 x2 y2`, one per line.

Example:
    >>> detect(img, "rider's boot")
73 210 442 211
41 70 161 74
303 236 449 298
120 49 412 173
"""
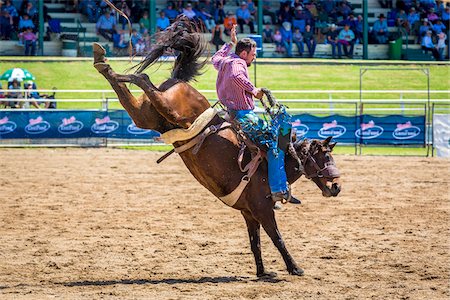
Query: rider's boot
289 195 302 204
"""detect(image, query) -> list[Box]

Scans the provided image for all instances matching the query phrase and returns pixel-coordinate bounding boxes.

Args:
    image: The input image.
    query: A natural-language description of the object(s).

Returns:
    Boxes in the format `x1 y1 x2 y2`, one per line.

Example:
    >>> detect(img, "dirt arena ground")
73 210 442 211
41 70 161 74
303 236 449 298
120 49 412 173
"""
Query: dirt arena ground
0 148 448 299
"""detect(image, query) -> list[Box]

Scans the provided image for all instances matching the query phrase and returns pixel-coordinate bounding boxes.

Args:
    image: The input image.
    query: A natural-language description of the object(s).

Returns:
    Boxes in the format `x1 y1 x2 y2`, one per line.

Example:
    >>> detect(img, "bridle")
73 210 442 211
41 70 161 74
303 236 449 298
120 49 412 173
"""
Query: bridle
301 150 340 179
289 140 340 180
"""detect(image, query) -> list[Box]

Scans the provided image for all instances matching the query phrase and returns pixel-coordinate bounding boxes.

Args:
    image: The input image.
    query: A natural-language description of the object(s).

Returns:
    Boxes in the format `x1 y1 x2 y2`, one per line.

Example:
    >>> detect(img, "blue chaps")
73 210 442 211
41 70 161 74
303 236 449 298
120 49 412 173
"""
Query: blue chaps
233 110 288 193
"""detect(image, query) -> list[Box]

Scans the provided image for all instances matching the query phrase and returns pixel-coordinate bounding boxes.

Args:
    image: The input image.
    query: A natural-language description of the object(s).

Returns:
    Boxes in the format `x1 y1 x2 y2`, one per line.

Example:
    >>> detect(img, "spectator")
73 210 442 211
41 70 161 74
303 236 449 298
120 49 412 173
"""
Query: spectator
23 80 41 109
354 15 363 43
273 29 283 53
281 21 293 57
262 24 273 43
303 24 316 57
432 19 446 34
292 27 304 56
96 9 116 42
316 7 330 37
407 7 420 33
396 9 408 28
0 82 5 105
418 18 431 42
164 2 179 22
442 6 449 28
210 23 225 51
372 14 388 44
139 11 150 33
326 24 342 58
262 0 277 25
338 23 355 58
435 32 447 60
18 13 34 31
337 1 352 19
236 1 255 33
23 1 37 21
156 11 170 31
427 8 439 22
214 1 226 24
198 6 216 32
0 9 13 40
20 27 37 55
2 0 18 23
278 3 292 24
84 0 100 23
246 0 257 18
421 30 440 60
117 0 131 30
182 3 197 20
223 11 237 36
130 28 143 54
322 0 337 21
6 79 22 108
142 29 151 51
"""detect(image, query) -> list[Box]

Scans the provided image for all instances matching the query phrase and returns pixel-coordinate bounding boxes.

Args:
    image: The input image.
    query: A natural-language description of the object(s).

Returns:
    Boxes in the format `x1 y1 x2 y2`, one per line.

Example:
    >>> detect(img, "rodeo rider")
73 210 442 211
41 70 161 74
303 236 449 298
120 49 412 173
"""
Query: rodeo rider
212 24 300 206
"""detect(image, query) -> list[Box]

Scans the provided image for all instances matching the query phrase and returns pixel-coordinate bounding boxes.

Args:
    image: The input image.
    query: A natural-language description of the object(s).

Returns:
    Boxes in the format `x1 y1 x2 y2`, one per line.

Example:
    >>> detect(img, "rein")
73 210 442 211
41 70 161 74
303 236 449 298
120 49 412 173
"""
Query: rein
104 0 133 58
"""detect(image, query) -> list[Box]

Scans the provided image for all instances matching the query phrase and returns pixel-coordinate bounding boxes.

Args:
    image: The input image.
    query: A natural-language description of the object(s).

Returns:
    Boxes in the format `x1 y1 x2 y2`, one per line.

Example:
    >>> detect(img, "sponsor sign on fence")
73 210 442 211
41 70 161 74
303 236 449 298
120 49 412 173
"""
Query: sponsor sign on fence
0 110 160 140
291 114 425 145
0 110 426 146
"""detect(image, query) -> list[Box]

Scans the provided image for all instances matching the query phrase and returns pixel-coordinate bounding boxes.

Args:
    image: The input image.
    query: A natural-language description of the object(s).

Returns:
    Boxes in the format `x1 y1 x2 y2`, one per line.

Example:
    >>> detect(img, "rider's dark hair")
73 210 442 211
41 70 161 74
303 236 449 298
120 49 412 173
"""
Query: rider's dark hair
235 38 256 55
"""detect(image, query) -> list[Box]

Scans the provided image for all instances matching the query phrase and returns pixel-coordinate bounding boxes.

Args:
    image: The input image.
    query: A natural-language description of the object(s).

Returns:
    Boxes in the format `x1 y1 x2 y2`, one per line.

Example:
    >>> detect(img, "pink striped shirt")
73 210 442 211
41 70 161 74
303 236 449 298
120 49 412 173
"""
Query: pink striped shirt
212 43 258 111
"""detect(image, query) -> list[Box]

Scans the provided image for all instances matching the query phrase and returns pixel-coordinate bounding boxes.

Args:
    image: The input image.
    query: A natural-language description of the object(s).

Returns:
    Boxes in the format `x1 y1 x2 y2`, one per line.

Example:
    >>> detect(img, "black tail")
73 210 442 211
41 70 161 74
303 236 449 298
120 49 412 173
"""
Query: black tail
133 16 208 82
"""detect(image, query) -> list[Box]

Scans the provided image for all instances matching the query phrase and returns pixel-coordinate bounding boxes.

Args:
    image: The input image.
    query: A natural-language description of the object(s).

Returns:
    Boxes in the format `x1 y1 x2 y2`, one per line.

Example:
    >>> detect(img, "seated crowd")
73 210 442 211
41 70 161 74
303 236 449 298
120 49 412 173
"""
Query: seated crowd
0 0 41 55
1 0 448 59
0 79 56 109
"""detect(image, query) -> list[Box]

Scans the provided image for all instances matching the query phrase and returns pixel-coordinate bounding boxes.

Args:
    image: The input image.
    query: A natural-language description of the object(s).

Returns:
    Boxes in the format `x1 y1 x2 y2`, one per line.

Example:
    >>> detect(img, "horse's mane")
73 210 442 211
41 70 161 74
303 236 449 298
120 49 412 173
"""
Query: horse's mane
132 16 208 83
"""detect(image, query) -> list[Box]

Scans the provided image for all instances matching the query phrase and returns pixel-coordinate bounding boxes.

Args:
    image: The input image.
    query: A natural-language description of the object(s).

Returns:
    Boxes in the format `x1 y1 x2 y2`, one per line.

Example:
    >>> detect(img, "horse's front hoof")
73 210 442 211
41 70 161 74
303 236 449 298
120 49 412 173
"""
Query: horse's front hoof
257 271 277 278
289 267 304 276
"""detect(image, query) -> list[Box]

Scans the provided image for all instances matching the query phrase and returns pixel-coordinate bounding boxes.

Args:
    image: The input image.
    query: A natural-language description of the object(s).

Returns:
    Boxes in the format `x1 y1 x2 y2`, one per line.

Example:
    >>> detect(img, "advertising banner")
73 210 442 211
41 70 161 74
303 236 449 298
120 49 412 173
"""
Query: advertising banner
291 114 358 144
433 114 450 157
0 110 426 146
356 115 426 145
0 110 160 140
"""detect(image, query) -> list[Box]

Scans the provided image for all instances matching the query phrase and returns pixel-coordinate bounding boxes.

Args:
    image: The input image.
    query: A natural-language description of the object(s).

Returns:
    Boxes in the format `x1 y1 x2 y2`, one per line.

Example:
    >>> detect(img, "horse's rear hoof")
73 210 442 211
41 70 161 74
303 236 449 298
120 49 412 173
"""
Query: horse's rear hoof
289 267 304 276
93 42 107 64
257 271 277 278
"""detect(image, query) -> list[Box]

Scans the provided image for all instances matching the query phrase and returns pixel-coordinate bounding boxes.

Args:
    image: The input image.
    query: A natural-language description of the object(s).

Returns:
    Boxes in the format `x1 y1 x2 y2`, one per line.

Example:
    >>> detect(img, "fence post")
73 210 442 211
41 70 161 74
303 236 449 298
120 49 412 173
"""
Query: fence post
329 93 333 113
400 92 404 115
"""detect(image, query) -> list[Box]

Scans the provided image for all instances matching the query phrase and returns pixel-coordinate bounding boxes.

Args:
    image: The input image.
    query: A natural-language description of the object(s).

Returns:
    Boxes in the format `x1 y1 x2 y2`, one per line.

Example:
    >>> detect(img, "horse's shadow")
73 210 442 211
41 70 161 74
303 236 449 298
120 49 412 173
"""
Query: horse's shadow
59 276 284 287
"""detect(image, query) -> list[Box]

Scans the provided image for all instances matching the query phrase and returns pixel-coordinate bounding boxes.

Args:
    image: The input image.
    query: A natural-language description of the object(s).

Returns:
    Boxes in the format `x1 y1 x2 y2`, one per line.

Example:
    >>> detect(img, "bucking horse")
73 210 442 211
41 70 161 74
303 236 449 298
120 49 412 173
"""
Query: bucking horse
92 16 341 277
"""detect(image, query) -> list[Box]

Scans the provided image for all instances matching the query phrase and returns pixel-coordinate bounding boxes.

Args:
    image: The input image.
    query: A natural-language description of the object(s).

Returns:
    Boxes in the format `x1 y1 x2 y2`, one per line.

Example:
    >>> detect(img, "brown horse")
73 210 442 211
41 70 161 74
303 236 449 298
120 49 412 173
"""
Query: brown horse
92 17 341 277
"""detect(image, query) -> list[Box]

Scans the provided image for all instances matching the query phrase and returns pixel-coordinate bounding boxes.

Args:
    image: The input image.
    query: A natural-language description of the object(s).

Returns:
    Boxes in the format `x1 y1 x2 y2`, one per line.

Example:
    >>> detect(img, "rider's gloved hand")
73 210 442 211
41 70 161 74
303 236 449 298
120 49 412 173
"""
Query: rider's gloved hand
253 88 264 99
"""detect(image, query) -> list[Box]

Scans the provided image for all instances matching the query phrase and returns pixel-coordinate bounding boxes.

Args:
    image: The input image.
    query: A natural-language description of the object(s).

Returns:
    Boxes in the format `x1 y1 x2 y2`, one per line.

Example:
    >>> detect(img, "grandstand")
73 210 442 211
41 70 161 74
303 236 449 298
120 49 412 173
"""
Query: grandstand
0 0 448 60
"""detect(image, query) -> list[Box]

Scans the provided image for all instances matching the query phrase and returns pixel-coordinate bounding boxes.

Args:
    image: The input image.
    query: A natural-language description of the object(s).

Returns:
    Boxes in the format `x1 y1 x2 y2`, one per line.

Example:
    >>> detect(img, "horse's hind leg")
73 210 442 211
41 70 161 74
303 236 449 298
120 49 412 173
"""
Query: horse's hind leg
256 208 304 276
241 210 275 278
93 43 181 126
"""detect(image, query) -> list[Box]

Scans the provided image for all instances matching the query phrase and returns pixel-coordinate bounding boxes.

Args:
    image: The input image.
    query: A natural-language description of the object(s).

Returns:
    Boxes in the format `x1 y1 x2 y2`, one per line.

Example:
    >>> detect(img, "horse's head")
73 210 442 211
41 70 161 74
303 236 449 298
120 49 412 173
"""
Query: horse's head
293 136 341 197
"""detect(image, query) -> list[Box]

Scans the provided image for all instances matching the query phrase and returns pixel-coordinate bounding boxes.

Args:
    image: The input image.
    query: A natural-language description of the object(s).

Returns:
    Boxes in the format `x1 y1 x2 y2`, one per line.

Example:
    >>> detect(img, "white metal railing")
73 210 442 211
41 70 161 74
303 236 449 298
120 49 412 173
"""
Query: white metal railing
1 89 449 103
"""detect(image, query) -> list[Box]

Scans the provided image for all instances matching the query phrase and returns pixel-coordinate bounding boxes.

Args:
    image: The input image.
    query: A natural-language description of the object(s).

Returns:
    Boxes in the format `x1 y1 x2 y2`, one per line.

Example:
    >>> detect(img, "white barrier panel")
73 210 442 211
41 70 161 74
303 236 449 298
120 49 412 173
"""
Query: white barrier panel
433 114 450 157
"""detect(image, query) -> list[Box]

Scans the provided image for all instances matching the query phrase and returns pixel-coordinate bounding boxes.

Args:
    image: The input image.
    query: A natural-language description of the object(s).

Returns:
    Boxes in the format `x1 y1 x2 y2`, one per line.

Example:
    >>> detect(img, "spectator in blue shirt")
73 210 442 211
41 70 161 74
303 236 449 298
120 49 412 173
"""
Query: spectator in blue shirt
0 9 14 40
96 9 116 41
156 11 170 31
432 19 446 34
281 21 293 57
421 30 440 60
163 2 179 22
18 13 34 31
406 7 420 33
338 23 355 57
236 1 255 33
372 14 388 44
